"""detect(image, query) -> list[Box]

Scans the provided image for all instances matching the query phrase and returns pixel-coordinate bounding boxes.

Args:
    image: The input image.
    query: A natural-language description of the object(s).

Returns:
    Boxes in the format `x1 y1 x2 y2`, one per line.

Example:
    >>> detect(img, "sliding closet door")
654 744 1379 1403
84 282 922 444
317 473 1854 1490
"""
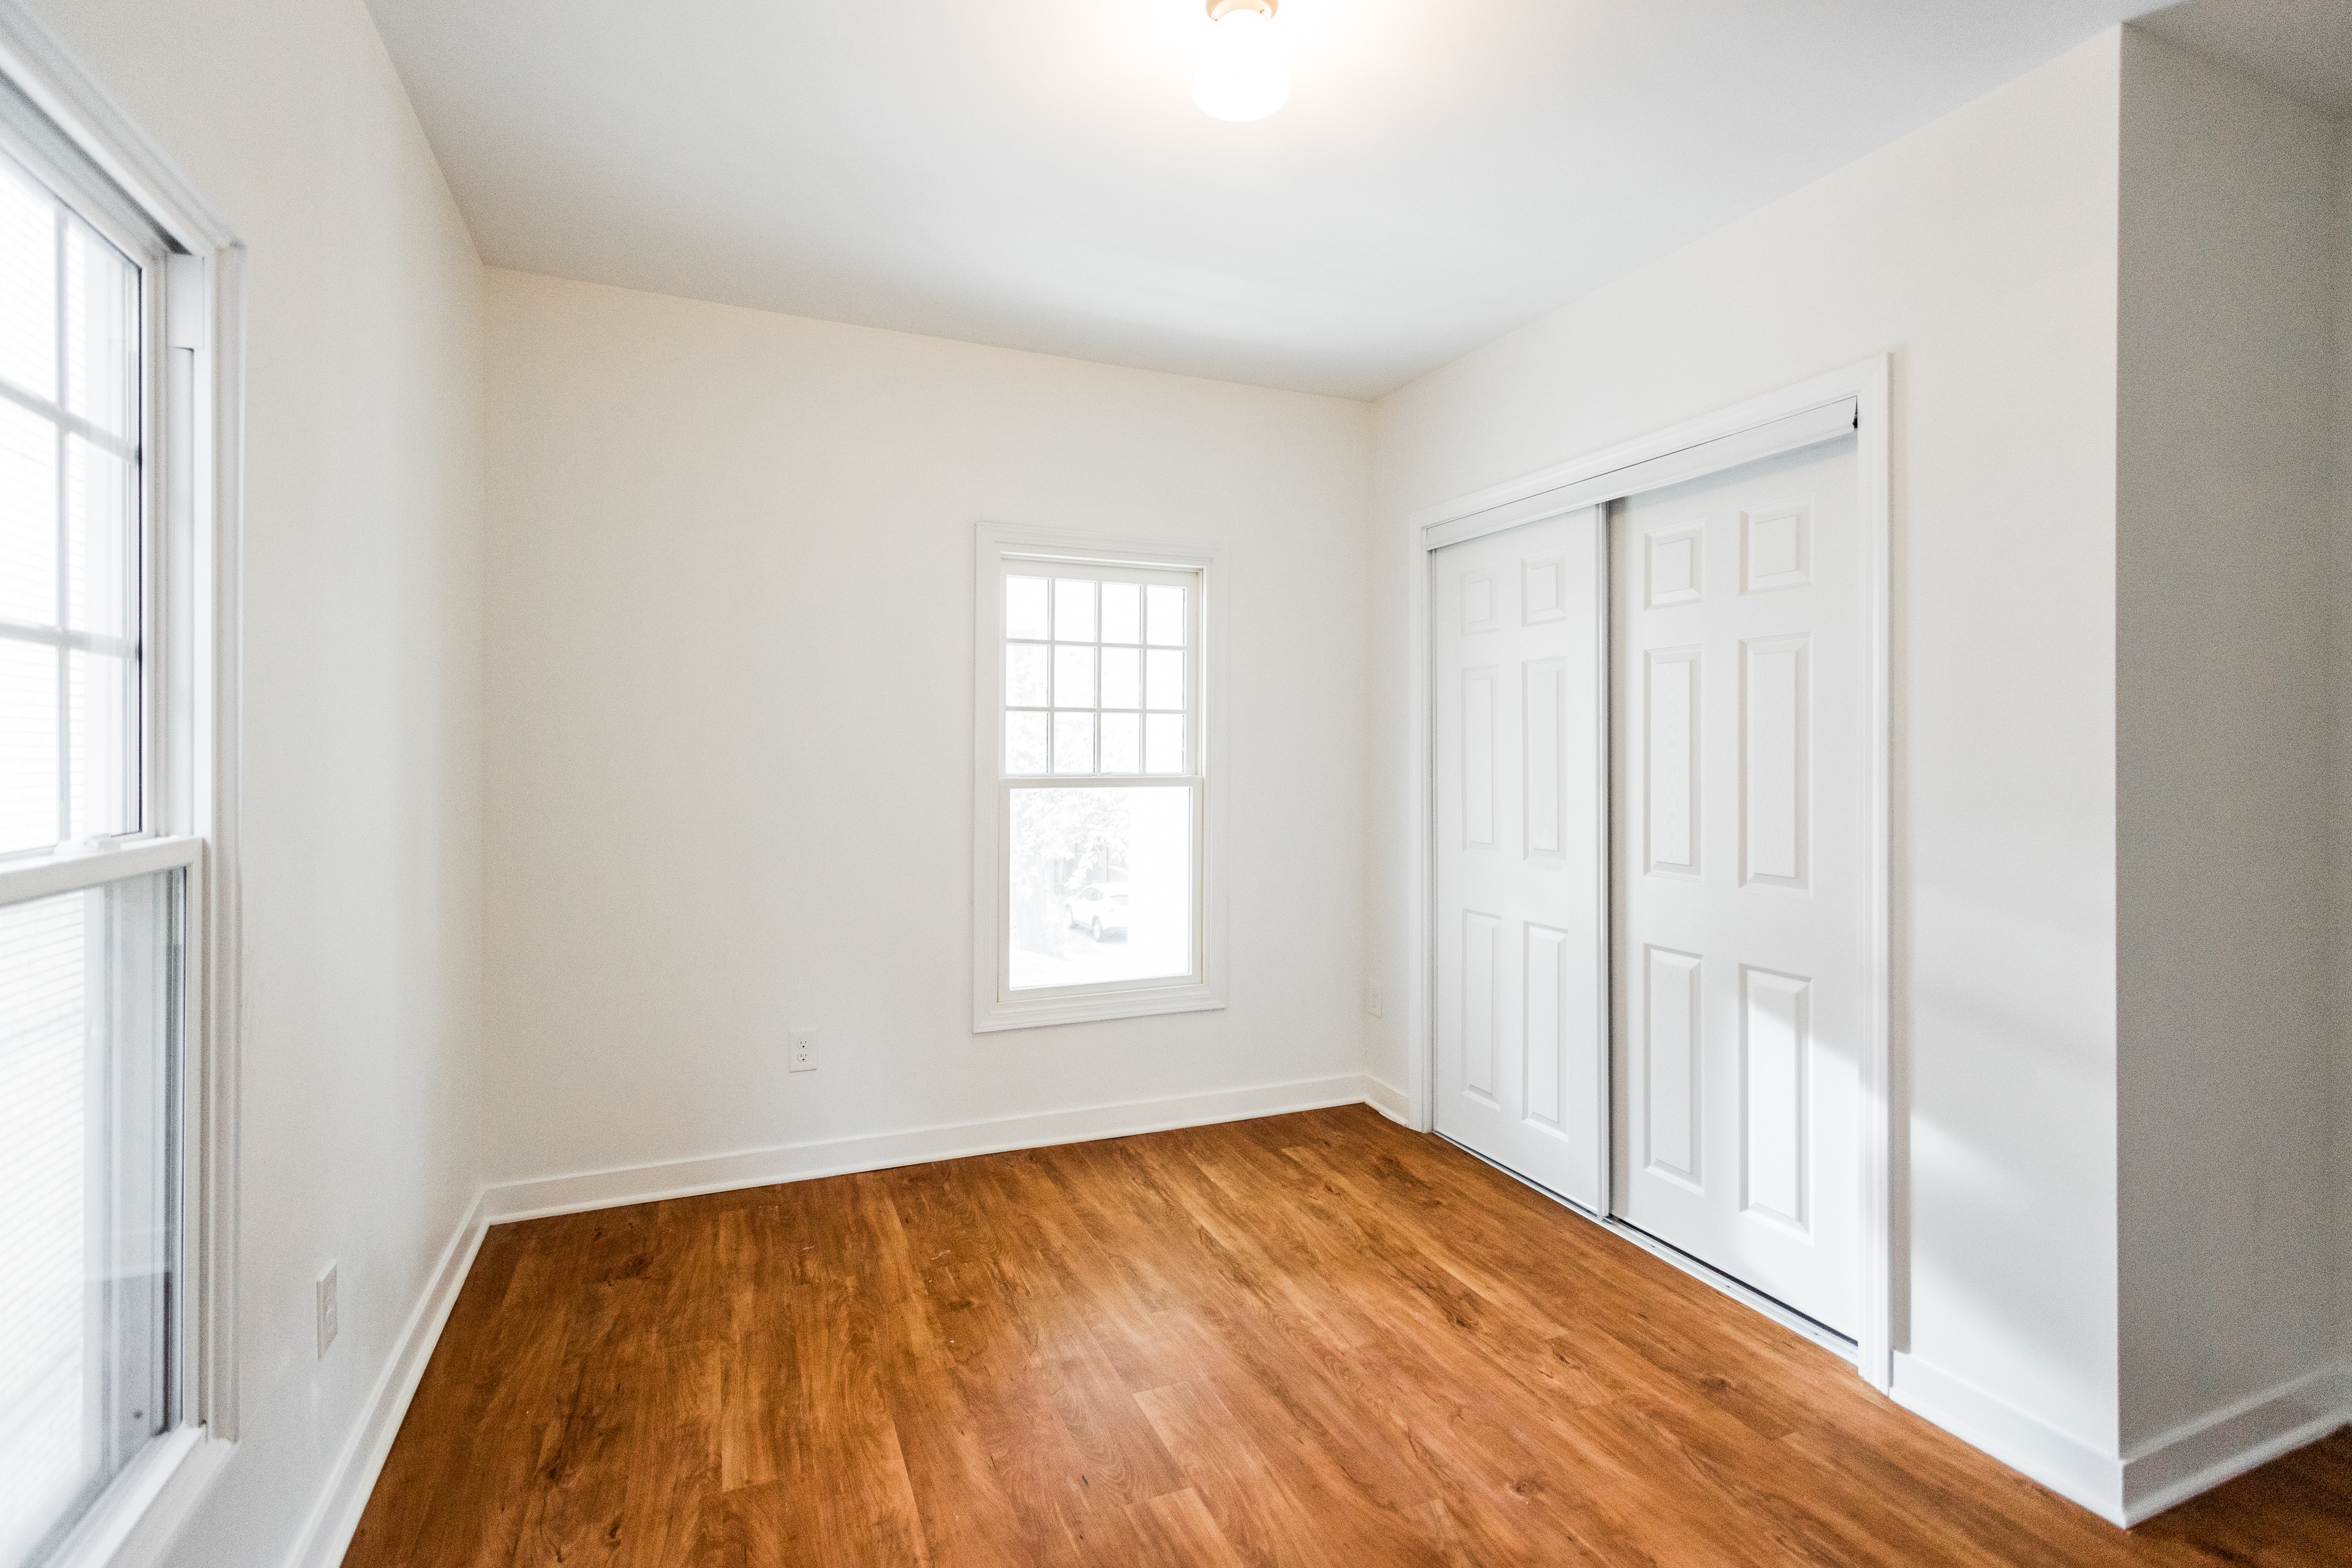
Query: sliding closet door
1432 507 1606 1211
1610 436 1863 1335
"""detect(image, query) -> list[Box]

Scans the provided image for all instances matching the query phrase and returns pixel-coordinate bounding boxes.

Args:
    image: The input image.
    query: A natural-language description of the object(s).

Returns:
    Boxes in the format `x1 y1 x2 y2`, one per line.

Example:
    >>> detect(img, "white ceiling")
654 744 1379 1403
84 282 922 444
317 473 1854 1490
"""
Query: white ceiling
2138 0 2352 115
365 0 2168 399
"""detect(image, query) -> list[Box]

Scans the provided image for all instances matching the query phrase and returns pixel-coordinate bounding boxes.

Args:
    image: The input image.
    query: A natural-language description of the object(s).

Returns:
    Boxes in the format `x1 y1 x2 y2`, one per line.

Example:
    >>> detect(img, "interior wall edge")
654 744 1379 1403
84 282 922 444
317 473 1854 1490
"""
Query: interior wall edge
1361 1074 1410 1124
1888 1350 2127 1525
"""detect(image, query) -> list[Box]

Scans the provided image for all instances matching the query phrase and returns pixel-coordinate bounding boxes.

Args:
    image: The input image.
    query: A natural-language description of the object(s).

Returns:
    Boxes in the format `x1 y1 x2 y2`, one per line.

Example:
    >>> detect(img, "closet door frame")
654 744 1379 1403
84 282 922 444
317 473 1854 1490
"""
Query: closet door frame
1401 356 1892 1390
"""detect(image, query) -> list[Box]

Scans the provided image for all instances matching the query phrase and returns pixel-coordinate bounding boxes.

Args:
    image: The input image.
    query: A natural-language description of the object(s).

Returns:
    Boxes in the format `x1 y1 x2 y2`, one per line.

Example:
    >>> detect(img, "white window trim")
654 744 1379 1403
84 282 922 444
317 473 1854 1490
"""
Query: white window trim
0 2 246 1562
972 522 1229 1033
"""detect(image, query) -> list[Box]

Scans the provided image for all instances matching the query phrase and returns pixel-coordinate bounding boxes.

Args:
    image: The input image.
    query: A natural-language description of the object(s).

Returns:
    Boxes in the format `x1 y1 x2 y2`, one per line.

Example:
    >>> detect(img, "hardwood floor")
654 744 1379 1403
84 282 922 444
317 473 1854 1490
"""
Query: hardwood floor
346 1106 2350 1567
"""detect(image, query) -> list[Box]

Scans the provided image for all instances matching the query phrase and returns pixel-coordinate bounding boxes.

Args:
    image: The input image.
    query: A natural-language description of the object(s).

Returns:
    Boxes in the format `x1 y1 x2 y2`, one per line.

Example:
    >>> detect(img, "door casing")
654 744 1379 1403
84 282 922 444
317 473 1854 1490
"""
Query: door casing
1401 356 1893 1390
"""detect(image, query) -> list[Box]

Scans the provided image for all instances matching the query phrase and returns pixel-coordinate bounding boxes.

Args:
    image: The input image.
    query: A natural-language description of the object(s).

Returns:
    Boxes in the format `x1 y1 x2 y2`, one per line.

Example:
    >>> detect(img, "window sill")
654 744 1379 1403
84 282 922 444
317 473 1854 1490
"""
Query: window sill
974 979 1226 1033
50 1425 234 1568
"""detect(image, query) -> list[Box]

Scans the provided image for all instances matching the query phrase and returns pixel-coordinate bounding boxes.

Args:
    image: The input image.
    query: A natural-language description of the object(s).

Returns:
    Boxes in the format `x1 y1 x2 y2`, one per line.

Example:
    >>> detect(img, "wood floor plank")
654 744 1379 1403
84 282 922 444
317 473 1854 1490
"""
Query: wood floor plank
1133 1487 1252 1568
345 1107 2349 1567
2134 1430 2352 1564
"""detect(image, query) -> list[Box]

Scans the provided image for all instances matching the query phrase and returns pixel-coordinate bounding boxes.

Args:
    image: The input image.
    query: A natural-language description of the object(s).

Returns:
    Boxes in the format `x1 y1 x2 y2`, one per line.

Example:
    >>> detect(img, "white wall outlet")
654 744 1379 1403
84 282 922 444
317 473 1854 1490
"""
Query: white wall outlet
316 1262 338 1358
788 1028 818 1072
1366 981 1384 1019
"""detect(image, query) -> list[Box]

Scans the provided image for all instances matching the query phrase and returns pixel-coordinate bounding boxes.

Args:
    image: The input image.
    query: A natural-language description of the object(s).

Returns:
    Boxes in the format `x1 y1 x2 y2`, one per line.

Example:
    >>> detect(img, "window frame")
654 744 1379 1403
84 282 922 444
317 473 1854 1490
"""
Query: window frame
973 524 1228 1033
0 6 247 1564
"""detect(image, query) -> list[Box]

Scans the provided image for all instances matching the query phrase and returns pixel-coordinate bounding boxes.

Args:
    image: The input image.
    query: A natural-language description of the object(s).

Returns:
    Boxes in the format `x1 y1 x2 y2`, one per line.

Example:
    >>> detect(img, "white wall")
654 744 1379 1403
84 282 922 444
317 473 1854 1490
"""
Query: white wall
481 270 1370 1189
2114 26 2346 1453
1368 31 2127 1466
20 1 486 1563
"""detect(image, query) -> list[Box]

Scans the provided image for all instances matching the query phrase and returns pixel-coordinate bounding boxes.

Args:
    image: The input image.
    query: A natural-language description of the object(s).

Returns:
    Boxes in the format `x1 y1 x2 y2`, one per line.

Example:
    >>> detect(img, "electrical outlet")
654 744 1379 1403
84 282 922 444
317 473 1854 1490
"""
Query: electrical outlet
788 1028 818 1073
1366 981 1384 1019
316 1262 338 1358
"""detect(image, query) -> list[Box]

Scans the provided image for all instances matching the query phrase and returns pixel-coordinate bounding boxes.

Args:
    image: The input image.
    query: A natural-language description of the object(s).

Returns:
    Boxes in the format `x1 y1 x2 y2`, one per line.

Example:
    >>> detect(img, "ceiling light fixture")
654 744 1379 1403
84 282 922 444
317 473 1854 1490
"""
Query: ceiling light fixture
1194 0 1289 123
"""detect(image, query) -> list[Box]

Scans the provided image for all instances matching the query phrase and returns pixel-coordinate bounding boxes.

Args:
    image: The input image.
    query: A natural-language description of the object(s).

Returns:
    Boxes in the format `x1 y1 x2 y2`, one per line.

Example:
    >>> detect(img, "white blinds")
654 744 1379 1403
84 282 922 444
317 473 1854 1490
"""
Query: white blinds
0 874 176 1568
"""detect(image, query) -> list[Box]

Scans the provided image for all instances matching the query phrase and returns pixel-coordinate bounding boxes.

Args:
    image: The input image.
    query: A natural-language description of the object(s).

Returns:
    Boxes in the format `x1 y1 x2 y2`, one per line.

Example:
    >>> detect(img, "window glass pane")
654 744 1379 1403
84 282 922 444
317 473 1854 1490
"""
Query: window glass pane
1100 712 1140 774
1099 647 1140 710
1099 582 1140 644
61 221 135 442
1005 576 1050 641
66 439 136 641
1146 584 1185 647
67 649 135 841
1052 645 1095 709
1007 786 1191 990
0 398 56 627
1004 711 1049 775
0 871 179 1568
1145 649 1184 712
1052 712 1094 774
1145 714 1186 775
1004 643 1048 708
1053 578 1096 643
0 639 56 853
0 159 53 402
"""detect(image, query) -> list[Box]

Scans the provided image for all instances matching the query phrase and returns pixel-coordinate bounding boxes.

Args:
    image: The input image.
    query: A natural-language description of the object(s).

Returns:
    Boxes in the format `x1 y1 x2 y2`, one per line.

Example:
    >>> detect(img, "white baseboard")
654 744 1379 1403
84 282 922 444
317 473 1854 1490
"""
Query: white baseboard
1363 1075 1410 1125
1889 1351 2127 1524
1891 1351 2352 1529
2120 1362 2351 1524
483 1073 1386 1223
282 1191 489 1568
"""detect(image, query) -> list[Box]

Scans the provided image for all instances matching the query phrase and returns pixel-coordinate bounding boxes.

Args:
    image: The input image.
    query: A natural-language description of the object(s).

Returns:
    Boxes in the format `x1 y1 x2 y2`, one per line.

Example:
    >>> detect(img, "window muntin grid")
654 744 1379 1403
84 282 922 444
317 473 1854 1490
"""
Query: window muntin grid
0 141 142 859
1003 568 1195 780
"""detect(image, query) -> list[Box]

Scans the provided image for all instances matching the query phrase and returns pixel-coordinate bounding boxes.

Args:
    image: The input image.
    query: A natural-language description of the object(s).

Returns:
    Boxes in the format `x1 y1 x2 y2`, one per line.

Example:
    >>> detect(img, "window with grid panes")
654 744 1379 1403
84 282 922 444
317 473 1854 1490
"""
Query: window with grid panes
0 75 208 1568
998 562 1201 997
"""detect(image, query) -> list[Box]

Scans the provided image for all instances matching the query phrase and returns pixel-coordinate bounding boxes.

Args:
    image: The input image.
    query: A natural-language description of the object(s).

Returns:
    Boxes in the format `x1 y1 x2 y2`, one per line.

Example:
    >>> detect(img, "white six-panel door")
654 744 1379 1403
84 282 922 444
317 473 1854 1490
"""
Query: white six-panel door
1433 508 1607 1210
1609 436 1863 1335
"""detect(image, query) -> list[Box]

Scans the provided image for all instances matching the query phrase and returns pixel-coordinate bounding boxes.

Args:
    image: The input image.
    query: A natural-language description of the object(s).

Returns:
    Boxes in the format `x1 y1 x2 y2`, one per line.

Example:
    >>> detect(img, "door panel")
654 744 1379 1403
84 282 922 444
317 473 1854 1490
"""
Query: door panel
1462 909 1498 1099
1610 437 1862 1335
1433 509 1605 1210
1642 943 1703 1185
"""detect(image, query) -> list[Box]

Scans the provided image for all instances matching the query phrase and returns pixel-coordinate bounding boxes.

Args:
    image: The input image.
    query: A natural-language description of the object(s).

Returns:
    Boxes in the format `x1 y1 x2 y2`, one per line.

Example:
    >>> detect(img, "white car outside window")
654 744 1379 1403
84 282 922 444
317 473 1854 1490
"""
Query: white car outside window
1063 882 1131 940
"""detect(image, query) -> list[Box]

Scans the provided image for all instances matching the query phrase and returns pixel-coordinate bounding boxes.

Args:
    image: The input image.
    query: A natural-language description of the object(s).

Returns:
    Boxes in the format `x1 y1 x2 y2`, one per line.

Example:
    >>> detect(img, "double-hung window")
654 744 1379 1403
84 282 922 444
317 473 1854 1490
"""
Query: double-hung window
974 527 1225 1030
0 51 234 1568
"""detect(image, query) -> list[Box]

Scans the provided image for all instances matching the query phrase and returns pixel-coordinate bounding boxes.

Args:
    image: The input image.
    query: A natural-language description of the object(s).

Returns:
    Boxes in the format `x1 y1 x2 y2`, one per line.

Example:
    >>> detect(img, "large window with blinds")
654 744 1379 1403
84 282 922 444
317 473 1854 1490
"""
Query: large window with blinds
0 66 224 1568
973 527 1226 1031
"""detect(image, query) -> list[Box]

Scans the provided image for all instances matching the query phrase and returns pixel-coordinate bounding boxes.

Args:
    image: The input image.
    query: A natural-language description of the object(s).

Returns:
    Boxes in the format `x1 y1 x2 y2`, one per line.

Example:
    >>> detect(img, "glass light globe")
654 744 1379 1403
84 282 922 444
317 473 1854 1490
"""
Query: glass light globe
1193 9 1289 123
